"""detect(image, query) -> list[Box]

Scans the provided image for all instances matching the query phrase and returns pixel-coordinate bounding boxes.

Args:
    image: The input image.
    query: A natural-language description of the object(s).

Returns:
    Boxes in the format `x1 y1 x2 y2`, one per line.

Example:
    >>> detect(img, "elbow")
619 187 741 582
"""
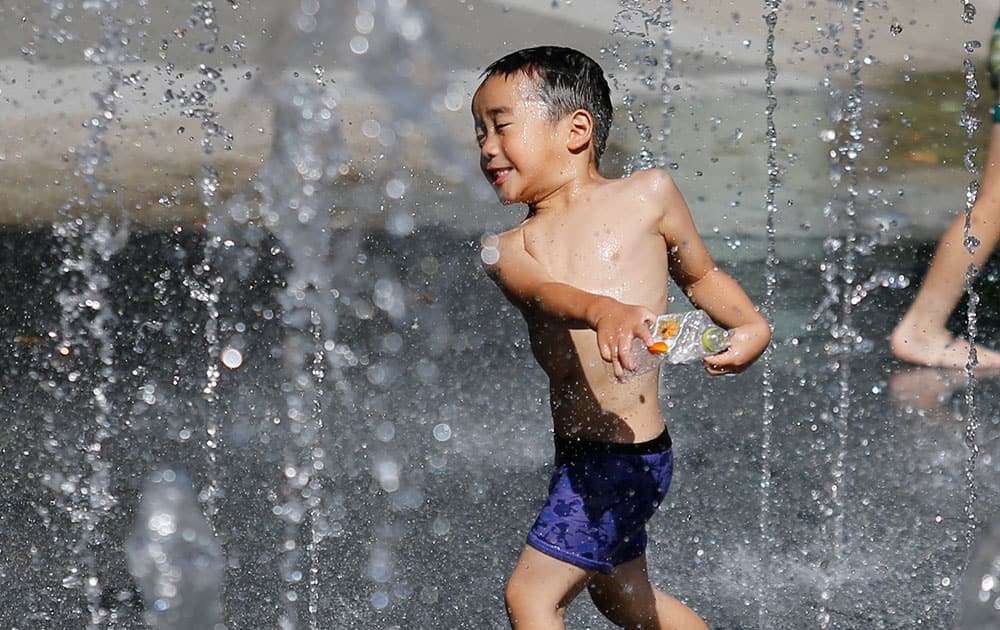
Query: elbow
756 315 773 348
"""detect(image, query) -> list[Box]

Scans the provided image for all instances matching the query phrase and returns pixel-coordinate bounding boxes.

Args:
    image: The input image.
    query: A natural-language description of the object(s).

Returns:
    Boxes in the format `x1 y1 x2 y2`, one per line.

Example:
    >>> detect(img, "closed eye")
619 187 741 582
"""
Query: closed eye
476 121 512 147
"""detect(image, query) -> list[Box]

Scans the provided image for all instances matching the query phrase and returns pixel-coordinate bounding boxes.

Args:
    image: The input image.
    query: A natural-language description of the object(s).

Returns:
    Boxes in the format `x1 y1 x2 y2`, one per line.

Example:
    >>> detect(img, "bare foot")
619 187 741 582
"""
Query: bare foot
890 322 1000 368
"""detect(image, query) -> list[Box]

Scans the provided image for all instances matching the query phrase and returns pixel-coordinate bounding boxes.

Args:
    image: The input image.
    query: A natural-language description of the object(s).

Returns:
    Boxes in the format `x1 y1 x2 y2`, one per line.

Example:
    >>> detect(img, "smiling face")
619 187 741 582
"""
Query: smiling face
471 72 568 205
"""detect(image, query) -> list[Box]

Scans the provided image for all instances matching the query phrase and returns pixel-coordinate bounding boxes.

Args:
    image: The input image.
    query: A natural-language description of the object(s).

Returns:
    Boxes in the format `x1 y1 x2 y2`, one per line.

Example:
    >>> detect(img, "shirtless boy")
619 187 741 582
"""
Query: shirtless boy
473 46 771 628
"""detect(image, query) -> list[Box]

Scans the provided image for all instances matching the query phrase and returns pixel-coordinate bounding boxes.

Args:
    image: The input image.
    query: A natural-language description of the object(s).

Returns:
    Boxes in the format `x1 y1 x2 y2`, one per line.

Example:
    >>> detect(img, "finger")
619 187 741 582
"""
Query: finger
611 348 624 380
706 364 728 376
638 313 656 344
634 325 654 347
707 362 742 376
600 339 612 363
704 357 732 375
620 336 637 371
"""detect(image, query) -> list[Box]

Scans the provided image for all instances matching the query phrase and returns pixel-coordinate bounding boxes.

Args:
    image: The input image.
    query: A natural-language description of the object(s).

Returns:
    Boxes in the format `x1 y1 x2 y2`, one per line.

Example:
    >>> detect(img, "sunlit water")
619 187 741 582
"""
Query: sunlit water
2 0 1000 628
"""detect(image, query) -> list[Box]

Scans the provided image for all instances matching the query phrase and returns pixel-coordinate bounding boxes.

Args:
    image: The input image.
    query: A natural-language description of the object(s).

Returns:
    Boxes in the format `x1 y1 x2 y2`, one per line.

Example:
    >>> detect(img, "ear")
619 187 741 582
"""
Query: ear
566 109 594 153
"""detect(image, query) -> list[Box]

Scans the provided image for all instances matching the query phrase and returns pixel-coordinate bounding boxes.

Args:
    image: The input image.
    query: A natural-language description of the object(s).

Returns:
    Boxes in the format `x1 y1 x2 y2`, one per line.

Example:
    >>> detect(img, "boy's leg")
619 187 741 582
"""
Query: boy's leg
505 545 593 629
587 554 707 630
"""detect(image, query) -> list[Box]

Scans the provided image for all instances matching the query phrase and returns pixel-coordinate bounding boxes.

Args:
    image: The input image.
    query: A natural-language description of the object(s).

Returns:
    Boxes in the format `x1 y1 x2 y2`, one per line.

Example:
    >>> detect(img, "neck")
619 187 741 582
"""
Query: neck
527 160 602 216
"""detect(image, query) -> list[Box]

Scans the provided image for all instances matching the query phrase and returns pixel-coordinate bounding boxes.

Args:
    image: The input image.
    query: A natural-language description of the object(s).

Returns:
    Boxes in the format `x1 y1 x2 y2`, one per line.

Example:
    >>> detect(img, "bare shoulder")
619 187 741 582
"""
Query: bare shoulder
604 168 684 221
494 223 527 255
481 223 528 278
615 169 703 249
624 168 680 199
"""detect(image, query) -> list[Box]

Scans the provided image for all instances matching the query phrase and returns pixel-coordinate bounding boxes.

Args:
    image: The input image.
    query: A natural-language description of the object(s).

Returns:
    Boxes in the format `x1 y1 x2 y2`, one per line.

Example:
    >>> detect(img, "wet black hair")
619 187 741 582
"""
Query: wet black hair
480 46 613 165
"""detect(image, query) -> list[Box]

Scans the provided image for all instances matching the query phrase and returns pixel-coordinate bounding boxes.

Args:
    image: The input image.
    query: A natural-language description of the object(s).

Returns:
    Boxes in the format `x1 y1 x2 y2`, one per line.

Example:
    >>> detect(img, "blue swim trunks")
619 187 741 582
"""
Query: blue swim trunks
526 430 673 574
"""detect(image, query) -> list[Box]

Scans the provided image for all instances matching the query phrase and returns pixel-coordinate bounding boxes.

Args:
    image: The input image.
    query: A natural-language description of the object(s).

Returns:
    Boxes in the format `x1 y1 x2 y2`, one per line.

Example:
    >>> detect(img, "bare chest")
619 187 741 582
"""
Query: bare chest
523 216 667 297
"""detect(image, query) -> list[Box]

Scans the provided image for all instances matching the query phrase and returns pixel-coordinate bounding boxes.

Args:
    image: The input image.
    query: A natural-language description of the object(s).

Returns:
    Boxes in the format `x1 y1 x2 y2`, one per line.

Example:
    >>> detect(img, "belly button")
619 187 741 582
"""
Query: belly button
639 394 646 404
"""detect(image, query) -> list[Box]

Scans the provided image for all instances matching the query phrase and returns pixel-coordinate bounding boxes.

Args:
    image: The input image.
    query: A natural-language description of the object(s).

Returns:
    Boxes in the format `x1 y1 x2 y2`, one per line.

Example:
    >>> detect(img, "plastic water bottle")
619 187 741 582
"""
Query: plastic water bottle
627 310 729 376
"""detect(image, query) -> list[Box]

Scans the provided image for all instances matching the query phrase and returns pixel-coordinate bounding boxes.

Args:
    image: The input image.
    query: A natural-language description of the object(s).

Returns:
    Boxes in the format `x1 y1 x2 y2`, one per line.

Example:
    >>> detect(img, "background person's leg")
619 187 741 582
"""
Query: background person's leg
891 124 1000 368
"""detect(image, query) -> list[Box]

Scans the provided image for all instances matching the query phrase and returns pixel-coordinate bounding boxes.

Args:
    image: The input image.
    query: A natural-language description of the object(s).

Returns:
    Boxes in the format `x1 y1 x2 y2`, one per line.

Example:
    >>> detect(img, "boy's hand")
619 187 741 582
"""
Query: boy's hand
588 297 657 380
703 319 771 376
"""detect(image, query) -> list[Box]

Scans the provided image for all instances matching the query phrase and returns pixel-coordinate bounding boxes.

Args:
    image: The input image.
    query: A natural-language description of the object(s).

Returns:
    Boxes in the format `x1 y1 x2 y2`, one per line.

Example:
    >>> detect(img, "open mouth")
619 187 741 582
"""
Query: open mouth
489 168 511 186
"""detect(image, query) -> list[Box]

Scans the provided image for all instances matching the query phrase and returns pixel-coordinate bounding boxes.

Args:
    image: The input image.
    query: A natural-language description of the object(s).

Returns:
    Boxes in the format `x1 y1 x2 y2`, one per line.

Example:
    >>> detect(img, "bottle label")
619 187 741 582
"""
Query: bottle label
648 313 685 355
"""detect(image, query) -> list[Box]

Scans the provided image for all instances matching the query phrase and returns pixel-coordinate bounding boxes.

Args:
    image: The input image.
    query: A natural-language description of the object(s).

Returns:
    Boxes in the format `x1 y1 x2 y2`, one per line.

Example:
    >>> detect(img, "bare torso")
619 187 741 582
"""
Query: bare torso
515 174 670 443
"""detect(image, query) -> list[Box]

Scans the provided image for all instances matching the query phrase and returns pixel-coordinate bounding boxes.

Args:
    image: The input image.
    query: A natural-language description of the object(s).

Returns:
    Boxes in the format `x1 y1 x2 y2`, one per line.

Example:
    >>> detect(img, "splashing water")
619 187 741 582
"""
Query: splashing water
7 1 1000 627
184 0 232 528
45 1 129 624
958 519 1000 628
209 1 464 624
814 2 867 626
958 1 984 555
126 468 224 630
758 3 781 627
607 0 673 172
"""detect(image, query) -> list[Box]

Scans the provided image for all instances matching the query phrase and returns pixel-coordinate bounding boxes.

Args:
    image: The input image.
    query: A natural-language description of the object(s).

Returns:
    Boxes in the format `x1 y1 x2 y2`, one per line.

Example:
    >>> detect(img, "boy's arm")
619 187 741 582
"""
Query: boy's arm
680 268 771 375
484 228 656 378
653 172 772 375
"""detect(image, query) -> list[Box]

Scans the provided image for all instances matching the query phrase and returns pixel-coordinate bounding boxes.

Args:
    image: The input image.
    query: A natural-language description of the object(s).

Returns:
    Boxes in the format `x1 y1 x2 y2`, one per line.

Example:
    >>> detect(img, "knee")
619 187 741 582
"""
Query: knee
505 576 565 627
504 577 532 621
503 577 523 615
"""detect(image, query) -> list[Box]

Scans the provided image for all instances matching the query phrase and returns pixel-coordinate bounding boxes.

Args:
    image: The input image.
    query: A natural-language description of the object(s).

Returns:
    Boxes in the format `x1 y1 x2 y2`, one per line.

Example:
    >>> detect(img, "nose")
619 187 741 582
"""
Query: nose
480 133 498 160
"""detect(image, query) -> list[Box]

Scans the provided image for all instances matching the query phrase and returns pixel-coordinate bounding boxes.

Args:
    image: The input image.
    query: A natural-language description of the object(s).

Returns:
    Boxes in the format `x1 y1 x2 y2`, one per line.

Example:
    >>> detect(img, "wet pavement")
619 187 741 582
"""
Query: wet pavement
1 225 999 628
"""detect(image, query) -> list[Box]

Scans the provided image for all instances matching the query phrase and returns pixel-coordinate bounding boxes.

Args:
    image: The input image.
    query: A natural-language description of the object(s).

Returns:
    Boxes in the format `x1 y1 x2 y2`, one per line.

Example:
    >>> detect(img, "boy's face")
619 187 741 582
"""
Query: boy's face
471 72 568 205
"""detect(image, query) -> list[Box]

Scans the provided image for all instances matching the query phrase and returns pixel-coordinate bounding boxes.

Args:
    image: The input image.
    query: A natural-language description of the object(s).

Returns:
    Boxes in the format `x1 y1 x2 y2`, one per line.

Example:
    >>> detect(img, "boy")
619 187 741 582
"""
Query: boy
473 46 771 629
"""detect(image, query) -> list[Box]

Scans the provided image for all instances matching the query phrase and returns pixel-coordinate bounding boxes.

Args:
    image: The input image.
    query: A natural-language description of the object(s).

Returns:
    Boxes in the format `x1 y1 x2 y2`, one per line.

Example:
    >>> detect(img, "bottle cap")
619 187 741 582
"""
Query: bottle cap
702 327 729 354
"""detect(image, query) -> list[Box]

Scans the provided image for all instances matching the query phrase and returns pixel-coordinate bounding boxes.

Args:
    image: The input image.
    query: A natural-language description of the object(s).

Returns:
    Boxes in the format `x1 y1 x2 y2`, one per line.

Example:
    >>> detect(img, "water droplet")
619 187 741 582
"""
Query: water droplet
982 574 996 591
432 516 451 536
301 0 320 16
963 3 976 24
376 421 395 442
355 11 375 34
385 178 407 199
374 459 400 492
362 119 381 139
220 347 243 369
350 36 369 55
433 423 452 442
481 246 500 265
371 591 390 609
